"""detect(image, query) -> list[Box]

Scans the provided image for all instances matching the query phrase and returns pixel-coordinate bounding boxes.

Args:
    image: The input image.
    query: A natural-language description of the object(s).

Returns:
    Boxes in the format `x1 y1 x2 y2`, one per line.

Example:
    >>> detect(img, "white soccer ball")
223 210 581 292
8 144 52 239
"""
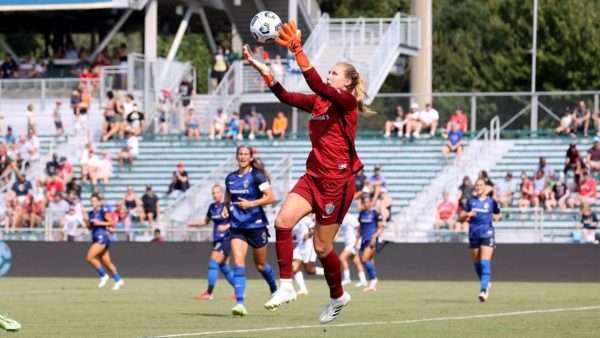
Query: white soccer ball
250 11 283 44
0 241 12 276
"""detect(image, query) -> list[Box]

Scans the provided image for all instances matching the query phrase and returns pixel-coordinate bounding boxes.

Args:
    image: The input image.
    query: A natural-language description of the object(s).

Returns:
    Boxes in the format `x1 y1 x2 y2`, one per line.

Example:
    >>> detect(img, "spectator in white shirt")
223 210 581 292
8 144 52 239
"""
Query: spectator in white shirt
209 109 228 140
96 151 113 184
414 103 439 138
271 54 285 84
63 205 84 241
404 102 420 138
23 128 40 167
495 172 516 207
118 132 139 166
26 104 36 130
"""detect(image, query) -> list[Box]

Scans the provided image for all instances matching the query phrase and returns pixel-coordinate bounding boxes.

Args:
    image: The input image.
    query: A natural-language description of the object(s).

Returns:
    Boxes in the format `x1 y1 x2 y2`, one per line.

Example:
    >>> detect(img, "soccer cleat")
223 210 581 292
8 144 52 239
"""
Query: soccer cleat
297 288 309 296
195 291 214 301
478 290 488 302
354 280 367 288
264 282 297 311
363 279 378 292
319 292 351 324
98 275 109 288
0 314 21 331
341 279 351 286
232 303 247 316
112 279 125 291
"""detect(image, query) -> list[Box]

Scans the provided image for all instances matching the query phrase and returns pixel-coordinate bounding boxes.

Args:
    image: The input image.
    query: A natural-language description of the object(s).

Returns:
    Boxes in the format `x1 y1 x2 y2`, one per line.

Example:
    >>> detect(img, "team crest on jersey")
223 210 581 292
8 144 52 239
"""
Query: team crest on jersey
325 202 335 215
243 180 250 189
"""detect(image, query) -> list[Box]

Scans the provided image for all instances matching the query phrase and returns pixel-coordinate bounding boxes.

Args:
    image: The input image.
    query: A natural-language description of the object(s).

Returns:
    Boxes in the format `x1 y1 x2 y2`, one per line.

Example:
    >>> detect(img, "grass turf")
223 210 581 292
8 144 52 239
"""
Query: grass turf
0 278 599 337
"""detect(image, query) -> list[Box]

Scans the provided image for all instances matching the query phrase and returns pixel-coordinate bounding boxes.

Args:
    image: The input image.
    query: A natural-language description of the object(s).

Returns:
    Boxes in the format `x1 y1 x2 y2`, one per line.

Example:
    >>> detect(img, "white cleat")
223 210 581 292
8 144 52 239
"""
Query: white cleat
355 280 367 288
112 279 125 291
363 279 378 292
478 290 488 302
98 275 109 288
297 288 309 296
264 282 297 311
341 279 351 286
319 292 351 324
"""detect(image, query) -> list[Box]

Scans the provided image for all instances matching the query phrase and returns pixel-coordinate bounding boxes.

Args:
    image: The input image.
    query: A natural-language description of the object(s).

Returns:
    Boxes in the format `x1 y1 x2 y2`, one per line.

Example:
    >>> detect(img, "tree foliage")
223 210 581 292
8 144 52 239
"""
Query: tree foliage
157 33 212 93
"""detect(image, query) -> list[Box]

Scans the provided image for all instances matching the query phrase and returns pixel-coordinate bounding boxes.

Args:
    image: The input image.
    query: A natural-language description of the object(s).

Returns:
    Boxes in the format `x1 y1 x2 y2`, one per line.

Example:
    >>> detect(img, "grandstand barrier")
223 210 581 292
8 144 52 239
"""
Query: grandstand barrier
5 242 600 282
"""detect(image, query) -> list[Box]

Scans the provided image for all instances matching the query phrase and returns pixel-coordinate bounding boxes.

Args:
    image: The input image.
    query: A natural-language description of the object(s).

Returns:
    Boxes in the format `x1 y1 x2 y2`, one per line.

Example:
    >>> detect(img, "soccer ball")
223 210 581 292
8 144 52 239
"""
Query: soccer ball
250 11 283 44
0 241 12 276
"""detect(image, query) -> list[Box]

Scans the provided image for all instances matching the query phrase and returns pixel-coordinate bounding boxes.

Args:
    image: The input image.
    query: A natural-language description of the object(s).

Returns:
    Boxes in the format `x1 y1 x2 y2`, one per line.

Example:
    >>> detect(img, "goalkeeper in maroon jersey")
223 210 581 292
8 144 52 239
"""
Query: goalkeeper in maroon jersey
244 21 370 323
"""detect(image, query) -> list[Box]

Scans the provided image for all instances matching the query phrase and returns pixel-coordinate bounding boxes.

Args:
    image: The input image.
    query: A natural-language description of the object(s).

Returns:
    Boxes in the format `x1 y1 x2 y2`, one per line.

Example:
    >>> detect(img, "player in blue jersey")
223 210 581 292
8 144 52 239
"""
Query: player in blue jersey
357 194 384 292
84 194 124 290
189 184 236 300
460 178 501 302
224 145 277 316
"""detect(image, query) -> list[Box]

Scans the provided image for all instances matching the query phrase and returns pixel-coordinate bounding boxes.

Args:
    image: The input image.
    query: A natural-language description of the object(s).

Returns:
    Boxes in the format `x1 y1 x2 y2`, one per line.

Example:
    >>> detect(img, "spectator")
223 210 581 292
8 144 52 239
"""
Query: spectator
114 201 132 239
79 143 95 183
586 138 600 173
167 161 190 198
26 104 36 131
267 111 288 140
63 204 84 241
47 193 70 227
96 151 113 184
210 49 228 88
495 172 516 208
52 101 64 137
59 156 74 183
125 105 145 136
442 122 464 158
532 170 547 207
353 168 368 199
574 101 591 136
46 153 60 177
404 102 420 138
579 204 599 244
151 228 164 242
458 176 474 210
549 173 571 210
0 144 15 185
11 172 31 204
141 185 160 228
555 107 575 135
446 109 468 133
117 132 139 166
564 142 583 178
184 108 200 140
179 80 193 108
122 185 143 223
225 112 244 140
576 170 597 208
0 55 17 78
70 88 81 116
271 54 285 84
158 90 173 136
209 109 228 140
369 165 387 201
66 177 81 200
384 106 405 138
102 90 118 141
434 191 457 230
414 103 439 138
245 106 267 140
538 157 555 178
45 173 65 200
518 172 535 211
20 194 44 228
23 128 40 168
4 126 16 145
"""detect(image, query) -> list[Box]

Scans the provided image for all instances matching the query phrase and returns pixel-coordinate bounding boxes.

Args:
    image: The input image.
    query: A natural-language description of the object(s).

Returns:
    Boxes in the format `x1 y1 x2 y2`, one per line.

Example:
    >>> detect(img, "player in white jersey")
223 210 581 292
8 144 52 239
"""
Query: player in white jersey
292 214 323 295
339 213 367 287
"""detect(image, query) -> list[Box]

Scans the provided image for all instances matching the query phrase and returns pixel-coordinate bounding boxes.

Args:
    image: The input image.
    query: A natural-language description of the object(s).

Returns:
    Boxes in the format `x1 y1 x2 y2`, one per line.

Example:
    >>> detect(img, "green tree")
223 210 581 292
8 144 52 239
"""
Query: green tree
158 33 212 93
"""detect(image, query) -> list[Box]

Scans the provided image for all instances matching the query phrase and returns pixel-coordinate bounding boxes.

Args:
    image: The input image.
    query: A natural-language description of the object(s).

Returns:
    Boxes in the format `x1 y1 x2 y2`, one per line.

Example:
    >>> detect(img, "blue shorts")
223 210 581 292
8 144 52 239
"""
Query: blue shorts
230 227 269 249
92 229 111 247
469 234 495 249
359 238 375 252
212 237 231 256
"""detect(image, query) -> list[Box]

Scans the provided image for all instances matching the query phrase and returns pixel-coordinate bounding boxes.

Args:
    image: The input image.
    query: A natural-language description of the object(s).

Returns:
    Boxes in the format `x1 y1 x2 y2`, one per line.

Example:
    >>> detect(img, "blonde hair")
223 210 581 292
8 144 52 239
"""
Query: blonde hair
337 62 376 116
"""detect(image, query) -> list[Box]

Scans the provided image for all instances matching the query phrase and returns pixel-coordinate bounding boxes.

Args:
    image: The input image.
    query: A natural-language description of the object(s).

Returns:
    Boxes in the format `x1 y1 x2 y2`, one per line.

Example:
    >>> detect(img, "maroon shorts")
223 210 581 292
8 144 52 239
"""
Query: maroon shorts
291 174 356 225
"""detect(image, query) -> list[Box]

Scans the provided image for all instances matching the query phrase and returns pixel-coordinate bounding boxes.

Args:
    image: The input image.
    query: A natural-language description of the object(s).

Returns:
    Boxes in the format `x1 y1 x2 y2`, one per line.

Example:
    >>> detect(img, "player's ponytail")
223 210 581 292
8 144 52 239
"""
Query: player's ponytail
236 145 271 182
338 62 376 117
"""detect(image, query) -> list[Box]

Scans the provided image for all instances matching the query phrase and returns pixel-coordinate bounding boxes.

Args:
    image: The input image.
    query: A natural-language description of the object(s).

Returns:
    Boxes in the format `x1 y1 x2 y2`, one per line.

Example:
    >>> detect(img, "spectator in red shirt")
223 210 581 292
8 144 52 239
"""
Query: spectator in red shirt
434 191 457 230
576 170 597 208
446 109 468 133
46 174 65 200
586 138 600 173
518 172 535 211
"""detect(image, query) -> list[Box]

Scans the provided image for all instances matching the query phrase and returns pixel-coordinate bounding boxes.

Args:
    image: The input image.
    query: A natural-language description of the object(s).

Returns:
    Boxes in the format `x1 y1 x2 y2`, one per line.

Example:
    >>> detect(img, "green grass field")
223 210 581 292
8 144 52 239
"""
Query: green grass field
1 278 599 337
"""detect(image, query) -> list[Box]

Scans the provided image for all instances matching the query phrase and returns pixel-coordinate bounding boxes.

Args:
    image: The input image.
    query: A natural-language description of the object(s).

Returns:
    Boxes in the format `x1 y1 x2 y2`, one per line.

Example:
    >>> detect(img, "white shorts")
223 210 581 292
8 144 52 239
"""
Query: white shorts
293 245 317 263
342 238 357 255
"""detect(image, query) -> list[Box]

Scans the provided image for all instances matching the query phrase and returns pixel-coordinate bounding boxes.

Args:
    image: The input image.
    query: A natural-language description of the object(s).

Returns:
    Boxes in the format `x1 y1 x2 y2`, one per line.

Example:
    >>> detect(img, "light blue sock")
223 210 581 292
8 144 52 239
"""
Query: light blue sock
363 261 377 280
233 266 246 304
259 264 278 293
112 273 121 282
480 260 491 291
474 262 482 280
219 263 235 287
95 267 106 277
207 259 219 294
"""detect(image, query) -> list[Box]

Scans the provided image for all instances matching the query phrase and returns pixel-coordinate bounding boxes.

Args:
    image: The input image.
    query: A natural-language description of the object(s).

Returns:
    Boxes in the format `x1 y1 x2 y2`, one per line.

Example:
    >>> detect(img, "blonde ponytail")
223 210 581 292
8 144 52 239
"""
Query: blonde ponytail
338 62 377 117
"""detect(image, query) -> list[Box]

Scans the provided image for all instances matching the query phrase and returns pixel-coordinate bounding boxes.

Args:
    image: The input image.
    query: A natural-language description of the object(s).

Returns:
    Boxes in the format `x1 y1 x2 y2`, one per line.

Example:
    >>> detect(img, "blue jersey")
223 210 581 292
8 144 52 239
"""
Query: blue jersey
448 130 464 145
464 196 499 238
359 209 380 242
205 202 230 241
226 168 269 229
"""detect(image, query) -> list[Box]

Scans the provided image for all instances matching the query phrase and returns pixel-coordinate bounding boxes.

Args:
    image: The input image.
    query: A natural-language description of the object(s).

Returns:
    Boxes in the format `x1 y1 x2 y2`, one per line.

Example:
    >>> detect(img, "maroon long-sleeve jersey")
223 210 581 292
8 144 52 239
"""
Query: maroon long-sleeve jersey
270 68 363 179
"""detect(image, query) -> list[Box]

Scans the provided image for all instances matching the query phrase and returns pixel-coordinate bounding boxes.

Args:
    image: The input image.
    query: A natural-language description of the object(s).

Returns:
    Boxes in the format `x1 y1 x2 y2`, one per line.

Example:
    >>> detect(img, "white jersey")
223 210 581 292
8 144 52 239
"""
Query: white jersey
340 214 360 247
293 216 317 263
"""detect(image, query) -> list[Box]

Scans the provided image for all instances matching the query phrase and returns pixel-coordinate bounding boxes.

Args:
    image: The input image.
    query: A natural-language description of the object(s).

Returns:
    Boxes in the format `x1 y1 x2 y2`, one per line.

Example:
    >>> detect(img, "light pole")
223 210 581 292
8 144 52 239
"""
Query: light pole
530 0 539 131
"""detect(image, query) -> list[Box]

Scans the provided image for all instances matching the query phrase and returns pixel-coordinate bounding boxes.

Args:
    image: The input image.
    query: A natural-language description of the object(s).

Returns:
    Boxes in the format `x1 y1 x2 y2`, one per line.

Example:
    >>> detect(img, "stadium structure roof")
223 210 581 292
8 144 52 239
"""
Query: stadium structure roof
0 0 138 11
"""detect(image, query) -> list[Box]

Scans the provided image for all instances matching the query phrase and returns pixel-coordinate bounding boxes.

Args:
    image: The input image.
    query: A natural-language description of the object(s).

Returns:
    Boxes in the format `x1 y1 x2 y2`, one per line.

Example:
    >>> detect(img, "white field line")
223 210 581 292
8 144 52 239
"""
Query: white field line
149 304 600 338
